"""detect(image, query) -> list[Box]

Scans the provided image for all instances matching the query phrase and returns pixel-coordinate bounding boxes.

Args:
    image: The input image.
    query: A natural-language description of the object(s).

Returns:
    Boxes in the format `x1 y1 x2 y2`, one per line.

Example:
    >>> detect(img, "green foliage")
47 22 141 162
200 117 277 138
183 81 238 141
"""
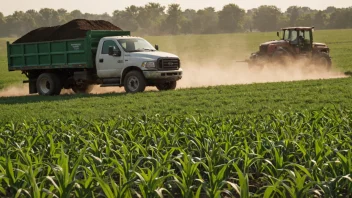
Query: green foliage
136 3 165 35
1 4 352 37
253 5 282 32
162 4 184 35
0 109 351 197
218 4 245 33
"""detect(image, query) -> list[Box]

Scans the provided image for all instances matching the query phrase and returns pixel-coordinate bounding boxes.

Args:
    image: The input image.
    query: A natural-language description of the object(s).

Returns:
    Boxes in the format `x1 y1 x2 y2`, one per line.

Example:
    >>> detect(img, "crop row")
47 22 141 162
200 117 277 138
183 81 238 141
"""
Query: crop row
0 108 351 197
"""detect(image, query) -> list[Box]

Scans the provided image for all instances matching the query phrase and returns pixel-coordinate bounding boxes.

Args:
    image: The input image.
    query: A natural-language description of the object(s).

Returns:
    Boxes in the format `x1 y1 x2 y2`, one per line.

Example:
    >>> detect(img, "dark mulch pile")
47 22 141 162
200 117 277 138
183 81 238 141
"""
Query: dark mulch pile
14 19 122 43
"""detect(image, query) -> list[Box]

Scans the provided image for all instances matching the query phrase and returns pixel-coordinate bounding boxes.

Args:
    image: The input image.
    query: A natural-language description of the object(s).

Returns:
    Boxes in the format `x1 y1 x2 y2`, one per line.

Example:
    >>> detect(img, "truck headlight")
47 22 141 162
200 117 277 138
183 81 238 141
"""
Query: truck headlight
141 61 156 68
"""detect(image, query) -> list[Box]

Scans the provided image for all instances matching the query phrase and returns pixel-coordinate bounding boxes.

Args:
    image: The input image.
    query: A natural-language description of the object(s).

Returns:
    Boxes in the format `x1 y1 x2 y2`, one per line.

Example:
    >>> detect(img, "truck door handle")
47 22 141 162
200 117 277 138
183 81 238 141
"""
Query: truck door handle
99 59 104 63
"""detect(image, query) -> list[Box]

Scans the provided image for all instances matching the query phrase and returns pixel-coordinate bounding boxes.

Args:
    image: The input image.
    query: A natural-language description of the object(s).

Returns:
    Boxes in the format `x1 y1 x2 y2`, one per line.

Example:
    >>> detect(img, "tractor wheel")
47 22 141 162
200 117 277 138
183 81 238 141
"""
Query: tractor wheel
312 52 332 71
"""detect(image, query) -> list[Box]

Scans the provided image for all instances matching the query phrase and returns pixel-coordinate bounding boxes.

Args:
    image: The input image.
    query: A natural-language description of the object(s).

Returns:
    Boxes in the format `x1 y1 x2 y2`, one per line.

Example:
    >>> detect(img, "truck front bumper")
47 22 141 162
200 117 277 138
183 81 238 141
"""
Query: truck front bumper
143 69 183 82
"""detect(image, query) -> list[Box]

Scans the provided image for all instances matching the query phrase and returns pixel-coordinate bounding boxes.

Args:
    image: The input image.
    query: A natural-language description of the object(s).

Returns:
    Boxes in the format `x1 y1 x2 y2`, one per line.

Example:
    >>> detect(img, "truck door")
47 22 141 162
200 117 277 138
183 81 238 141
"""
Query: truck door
96 40 124 78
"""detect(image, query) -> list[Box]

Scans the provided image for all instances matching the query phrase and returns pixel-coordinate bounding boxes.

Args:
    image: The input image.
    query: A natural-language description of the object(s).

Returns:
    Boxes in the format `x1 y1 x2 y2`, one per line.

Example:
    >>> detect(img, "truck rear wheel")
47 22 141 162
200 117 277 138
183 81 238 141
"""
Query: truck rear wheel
156 81 177 91
124 71 146 93
36 73 62 96
72 84 93 94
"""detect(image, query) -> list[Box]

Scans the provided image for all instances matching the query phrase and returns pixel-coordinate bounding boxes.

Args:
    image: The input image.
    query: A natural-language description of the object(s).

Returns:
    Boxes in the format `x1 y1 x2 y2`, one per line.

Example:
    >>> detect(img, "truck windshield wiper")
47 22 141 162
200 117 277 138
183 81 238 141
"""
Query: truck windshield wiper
135 48 156 52
143 48 156 51
127 48 155 53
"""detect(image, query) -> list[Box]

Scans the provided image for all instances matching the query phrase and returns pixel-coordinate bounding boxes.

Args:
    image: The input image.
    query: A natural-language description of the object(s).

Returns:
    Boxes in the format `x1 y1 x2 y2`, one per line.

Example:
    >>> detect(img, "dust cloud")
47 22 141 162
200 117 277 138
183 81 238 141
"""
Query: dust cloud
0 61 346 97
177 60 346 88
0 85 29 97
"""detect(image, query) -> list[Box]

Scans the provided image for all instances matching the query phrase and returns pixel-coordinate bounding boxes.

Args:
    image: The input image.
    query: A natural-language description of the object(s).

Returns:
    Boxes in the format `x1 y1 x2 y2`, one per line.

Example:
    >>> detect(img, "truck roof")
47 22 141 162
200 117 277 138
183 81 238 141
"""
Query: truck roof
103 36 142 40
282 27 314 30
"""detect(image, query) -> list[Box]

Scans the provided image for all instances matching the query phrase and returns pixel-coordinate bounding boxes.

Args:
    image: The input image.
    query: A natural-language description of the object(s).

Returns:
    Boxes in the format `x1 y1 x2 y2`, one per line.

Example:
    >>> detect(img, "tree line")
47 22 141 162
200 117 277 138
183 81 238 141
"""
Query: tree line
0 3 352 37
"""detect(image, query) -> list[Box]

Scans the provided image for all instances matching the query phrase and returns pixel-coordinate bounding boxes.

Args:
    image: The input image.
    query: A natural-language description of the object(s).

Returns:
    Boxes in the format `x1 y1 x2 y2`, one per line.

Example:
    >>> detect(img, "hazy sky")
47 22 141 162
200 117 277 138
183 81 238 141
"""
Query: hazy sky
1 0 351 16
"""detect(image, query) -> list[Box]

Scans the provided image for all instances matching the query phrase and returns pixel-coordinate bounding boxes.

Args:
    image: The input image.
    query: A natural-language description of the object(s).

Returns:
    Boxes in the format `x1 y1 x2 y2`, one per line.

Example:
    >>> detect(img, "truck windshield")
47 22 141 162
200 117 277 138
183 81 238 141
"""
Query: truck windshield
117 38 156 52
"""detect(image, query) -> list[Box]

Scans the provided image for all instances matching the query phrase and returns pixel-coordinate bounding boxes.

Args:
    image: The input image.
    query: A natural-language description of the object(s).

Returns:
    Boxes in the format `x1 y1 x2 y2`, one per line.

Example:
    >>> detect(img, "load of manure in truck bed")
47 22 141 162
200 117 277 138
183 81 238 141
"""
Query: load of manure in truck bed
13 19 122 44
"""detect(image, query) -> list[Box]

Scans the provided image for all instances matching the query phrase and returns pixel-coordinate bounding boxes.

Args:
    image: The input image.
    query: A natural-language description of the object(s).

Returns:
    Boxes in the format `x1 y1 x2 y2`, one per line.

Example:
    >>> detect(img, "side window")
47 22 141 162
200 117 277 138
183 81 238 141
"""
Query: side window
290 30 298 42
304 31 311 43
121 42 126 49
102 40 119 54
283 30 289 40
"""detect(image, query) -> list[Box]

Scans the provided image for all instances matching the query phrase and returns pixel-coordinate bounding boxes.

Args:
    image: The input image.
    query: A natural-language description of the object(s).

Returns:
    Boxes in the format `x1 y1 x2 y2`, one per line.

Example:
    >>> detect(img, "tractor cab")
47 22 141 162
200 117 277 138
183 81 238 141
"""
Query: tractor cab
278 27 314 54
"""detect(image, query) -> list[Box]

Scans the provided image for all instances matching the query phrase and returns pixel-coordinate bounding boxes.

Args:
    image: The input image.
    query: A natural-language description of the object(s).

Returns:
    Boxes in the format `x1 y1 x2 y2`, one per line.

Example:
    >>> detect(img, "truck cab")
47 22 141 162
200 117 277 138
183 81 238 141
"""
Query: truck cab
93 36 182 93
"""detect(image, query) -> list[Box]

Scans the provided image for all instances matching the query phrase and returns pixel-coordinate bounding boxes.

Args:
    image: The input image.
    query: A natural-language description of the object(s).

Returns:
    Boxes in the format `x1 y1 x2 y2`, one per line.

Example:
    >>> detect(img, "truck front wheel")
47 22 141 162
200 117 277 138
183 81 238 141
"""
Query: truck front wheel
124 71 146 93
156 81 177 91
36 73 62 96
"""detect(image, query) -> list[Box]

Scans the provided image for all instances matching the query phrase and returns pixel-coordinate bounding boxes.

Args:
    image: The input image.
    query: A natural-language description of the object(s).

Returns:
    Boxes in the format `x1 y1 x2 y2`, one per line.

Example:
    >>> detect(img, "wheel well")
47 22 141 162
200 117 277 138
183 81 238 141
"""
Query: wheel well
121 66 143 84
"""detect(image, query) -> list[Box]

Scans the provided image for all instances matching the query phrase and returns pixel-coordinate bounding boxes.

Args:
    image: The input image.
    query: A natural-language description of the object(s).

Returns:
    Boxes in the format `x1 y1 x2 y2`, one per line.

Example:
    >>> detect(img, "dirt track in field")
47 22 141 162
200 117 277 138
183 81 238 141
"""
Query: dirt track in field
0 60 346 97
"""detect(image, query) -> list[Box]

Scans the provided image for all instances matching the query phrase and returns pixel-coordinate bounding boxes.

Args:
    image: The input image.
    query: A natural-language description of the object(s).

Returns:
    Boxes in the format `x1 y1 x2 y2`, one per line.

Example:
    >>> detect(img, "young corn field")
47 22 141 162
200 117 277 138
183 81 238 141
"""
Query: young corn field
0 108 351 198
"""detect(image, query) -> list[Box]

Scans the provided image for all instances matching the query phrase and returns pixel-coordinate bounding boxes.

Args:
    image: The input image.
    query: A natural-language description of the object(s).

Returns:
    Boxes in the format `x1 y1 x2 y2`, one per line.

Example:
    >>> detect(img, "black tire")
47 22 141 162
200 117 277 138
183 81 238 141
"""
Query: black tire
156 81 177 91
123 71 146 93
53 75 63 95
312 52 332 70
36 73 62 96
72 84 93 94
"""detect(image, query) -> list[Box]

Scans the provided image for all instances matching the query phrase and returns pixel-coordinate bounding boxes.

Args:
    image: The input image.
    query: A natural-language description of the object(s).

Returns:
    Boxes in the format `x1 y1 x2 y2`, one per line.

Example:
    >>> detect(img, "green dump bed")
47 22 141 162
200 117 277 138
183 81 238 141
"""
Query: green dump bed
7 30 130 71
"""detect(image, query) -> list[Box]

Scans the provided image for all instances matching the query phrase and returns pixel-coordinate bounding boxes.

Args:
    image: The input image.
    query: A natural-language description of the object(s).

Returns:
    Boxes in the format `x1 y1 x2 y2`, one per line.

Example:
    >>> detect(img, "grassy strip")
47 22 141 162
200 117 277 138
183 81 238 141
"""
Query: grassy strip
0 77 351 122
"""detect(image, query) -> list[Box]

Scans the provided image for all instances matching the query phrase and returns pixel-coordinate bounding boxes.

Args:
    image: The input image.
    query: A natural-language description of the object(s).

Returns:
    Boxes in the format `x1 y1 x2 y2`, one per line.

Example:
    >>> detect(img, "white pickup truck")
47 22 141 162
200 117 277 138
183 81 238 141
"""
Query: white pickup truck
7 30 183 95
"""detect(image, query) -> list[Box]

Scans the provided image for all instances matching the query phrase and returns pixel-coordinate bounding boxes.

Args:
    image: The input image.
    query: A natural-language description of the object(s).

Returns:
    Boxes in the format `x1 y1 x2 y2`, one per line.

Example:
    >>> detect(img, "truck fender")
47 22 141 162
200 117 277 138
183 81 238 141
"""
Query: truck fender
121 66 144 84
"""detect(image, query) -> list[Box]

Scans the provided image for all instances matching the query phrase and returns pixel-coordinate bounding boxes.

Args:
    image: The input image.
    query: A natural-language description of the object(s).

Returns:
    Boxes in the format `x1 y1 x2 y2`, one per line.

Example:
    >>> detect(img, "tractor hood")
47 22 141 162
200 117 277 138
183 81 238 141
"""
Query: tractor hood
260 40 287 46
260 41 328 48
313 42 328 47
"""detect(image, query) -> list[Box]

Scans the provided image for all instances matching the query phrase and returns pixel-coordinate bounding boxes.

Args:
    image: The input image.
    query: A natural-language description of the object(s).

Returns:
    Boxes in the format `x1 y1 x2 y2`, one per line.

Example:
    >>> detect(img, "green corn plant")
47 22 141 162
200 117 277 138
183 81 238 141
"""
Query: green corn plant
282 168 318 198
45 145 87 198
1 157 26 197
134 165 173 198
171 151 202 197
233 163 250 198
0 109 351 197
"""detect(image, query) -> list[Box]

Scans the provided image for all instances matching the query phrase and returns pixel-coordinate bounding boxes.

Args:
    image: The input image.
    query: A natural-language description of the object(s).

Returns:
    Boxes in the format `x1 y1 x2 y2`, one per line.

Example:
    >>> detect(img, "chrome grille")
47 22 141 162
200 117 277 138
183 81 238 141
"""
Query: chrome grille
158 58 180 70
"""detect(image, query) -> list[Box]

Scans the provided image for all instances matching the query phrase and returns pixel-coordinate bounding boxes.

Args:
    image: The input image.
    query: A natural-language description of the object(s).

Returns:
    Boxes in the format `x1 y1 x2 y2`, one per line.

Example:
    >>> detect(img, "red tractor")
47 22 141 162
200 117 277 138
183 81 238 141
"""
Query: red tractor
248 27 332 70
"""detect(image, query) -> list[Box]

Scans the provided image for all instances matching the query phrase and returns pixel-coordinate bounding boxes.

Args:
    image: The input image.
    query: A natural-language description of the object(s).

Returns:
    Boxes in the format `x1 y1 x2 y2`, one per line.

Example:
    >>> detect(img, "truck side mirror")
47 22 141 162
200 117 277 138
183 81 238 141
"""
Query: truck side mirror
155 44 159 51
108 46 114 56
277 31 280 38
